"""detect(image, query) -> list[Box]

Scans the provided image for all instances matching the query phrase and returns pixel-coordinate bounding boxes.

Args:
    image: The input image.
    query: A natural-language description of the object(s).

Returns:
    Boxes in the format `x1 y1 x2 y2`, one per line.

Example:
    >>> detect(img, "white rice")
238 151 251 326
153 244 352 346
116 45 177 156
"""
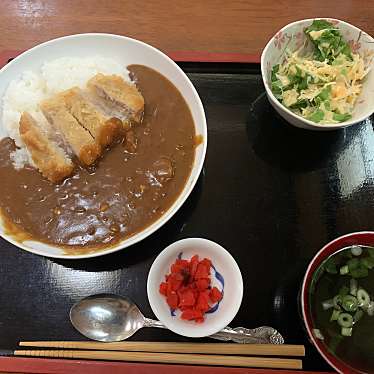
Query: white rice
2 71 46 148
2 56 129 168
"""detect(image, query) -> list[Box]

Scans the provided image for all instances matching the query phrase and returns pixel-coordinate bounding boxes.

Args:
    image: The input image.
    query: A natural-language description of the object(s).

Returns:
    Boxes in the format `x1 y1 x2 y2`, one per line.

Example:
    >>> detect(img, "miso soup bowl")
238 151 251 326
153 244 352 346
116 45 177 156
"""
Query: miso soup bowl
301 231 374 373
0 34 207 259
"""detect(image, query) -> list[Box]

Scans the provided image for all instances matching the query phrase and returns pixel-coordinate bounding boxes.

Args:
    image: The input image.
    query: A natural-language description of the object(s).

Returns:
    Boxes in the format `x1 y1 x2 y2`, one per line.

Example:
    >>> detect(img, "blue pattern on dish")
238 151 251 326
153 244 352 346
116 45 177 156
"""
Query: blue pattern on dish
206 264 224 314
211 264 225 288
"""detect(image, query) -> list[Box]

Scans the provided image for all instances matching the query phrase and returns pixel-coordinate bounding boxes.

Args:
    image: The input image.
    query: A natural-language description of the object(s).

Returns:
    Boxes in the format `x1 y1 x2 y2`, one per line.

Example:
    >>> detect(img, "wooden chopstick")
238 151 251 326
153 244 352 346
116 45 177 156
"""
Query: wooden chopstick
14 350 302 369
19 341 305 357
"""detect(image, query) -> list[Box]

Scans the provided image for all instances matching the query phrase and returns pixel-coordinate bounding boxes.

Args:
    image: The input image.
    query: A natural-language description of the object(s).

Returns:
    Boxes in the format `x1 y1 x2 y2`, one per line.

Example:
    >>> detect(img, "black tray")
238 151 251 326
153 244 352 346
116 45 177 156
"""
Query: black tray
2 62 374 372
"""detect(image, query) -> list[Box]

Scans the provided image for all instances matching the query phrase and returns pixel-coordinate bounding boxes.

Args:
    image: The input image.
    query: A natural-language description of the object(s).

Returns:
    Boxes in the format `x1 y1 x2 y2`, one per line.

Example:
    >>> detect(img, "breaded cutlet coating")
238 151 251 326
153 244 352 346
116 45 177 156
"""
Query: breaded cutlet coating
87 73 144 123
19 112 74 183
61 87 122 148
40 96 101 166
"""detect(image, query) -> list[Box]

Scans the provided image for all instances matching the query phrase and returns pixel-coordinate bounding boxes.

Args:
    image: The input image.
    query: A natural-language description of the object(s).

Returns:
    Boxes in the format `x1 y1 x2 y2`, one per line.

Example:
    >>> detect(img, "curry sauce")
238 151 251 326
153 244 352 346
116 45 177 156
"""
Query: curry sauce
0 65 196 252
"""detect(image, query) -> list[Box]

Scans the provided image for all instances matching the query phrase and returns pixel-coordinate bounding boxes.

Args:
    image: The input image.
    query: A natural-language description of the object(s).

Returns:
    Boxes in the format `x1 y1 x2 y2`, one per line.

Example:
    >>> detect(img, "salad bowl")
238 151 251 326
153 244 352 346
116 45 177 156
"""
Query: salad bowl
261 18 374 131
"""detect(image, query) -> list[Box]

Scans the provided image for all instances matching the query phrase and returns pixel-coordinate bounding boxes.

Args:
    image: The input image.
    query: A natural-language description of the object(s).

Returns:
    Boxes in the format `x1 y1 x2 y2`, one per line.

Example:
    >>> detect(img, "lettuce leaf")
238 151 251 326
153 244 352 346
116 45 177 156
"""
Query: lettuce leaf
271 64 280 81
271 64 284 99
305 19 333 32
304 20 352 63
316 85 331 101
333 112 352 122
307 109 325 123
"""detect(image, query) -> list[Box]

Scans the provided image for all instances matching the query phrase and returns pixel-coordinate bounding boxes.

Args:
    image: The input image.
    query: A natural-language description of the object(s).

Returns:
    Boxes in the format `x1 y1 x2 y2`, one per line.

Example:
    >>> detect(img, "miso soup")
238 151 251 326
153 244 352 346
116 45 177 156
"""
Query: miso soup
310 245 374 373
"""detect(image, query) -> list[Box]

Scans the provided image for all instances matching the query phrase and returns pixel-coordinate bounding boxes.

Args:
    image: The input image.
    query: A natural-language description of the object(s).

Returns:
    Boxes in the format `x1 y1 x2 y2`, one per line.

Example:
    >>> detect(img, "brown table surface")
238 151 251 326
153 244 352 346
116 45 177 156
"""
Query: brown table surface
0 1 370 373
1 0 373 57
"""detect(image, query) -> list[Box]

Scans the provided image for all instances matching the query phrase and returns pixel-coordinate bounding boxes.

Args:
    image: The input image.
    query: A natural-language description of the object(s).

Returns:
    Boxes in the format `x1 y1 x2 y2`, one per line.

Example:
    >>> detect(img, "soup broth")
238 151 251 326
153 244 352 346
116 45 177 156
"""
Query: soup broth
311 246 374 373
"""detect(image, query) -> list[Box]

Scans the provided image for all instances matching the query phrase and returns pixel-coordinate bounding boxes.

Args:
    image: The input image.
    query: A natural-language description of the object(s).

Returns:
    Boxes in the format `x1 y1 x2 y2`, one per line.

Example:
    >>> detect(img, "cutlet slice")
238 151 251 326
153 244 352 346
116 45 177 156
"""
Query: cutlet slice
40 96 101 166
19 112 74 183
61 87 122 148
87 73 144 123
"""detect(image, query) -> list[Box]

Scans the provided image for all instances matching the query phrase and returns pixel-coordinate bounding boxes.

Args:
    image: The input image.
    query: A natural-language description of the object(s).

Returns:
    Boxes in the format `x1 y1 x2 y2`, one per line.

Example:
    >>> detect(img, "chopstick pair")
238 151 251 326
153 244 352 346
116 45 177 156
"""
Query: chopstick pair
19 341 305 356
13 341 305 370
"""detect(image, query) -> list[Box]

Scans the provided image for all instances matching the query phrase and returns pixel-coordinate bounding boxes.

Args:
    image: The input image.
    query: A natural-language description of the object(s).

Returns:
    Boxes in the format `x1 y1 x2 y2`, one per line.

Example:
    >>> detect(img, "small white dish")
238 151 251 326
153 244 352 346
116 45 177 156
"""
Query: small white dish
147 238 243 338
261 18 374 131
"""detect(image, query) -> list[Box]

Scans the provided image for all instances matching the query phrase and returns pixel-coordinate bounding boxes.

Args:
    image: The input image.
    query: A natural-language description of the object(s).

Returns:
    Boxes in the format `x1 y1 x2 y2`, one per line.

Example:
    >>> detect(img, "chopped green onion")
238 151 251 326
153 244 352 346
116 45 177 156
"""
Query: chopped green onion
350 267 369 278
313 328 324 340
322 299 335 310
271 64 280 81
333 112 352 122
305 20 352 63
368 248 374 258
323 100 331 111
340 265 349 275
307 109 324 123
367 302 374 316
341 295 358 312
338 312 353 328
339 285 350 297
319 246 374 339
361 257 374 270
333 295 342 310
347 258 360 271
324 257 338 274
350 278 358 296
351 246 363 256
289 99 308 110
341 327 352 336
353 309 364 323
271 81 283 99
316 86 331 101
357 288 370 307
330 309 341 321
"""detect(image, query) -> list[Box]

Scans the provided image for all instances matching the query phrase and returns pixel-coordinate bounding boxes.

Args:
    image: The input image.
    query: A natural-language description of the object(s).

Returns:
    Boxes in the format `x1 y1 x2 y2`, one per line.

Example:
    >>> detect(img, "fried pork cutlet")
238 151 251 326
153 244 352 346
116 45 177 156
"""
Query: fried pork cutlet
61 87 122 148
19 112 74 183
40 96 101 166
87 73 144 123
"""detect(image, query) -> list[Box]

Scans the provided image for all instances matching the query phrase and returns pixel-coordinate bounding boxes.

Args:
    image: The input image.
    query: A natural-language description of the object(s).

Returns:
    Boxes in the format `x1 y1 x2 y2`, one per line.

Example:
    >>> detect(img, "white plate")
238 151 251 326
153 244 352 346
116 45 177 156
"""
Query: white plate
147 238 243 338
0 34 207 258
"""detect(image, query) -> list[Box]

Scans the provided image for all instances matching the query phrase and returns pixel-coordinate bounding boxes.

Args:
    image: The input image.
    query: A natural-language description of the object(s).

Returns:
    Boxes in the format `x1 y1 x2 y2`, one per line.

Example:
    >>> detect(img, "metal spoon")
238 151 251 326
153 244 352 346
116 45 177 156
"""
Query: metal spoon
70 294 284 344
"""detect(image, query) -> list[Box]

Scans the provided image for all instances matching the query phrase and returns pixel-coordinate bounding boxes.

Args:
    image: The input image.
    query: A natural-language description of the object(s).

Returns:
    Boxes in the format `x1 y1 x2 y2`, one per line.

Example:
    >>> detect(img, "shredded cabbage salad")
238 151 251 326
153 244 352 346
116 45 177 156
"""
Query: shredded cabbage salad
271 20 370 124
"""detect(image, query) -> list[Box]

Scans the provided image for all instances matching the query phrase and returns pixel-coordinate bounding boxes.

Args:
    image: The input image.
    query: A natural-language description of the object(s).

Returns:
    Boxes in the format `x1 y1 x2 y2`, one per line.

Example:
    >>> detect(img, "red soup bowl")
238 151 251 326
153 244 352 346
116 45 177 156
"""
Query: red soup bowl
301 231 374 374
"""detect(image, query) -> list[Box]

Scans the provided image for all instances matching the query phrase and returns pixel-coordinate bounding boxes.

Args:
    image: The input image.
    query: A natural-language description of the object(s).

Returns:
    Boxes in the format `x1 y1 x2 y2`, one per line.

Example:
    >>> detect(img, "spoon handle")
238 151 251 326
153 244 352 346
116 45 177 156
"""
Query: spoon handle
143 318 168 329
144 317 283 344
210 326 284 344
